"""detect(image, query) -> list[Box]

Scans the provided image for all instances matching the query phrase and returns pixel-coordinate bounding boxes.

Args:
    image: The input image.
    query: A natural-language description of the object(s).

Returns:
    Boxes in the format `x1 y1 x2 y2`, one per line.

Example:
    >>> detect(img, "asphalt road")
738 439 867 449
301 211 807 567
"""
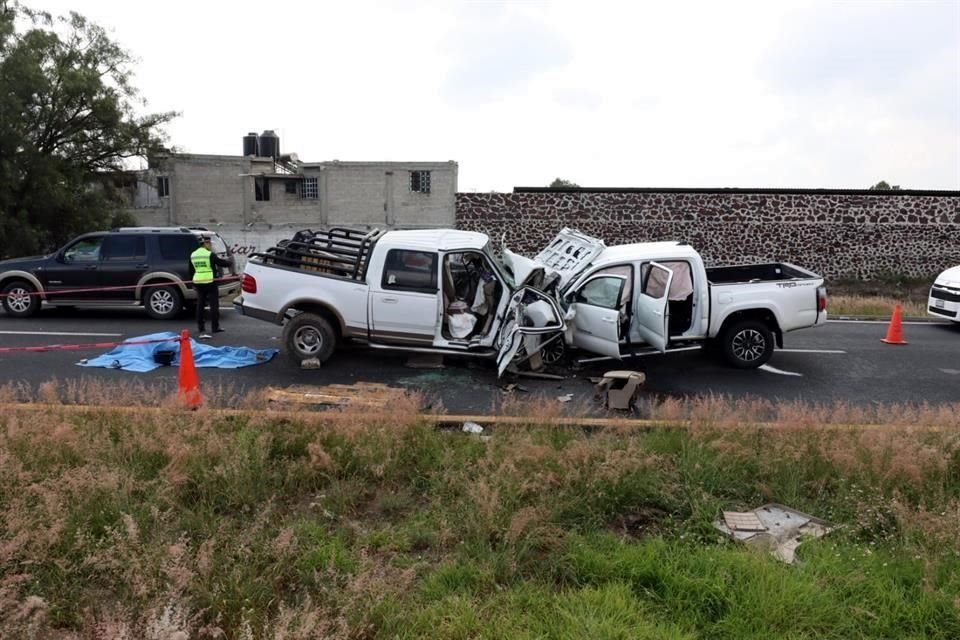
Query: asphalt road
1 305 958 413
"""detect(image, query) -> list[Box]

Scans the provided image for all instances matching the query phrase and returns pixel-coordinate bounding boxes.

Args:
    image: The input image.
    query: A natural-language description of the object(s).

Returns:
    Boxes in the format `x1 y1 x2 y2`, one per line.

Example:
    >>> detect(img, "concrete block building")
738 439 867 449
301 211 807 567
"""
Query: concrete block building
125 131 458 264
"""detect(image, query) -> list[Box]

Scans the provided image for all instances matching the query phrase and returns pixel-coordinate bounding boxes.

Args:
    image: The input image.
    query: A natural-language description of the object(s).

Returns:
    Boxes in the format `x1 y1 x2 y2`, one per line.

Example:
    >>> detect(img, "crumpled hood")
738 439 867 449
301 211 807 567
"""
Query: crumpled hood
502 247 557 289
936 265 960 287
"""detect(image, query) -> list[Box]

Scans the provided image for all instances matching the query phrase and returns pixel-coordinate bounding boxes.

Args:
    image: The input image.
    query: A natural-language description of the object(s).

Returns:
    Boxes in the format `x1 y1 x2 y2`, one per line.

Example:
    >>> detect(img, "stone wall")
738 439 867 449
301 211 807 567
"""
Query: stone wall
456 189 960 279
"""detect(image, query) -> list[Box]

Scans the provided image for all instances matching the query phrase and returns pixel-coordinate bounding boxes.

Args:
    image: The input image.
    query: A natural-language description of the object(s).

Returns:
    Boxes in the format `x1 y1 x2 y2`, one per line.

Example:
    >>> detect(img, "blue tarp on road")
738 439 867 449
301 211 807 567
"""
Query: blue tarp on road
77 331 278 373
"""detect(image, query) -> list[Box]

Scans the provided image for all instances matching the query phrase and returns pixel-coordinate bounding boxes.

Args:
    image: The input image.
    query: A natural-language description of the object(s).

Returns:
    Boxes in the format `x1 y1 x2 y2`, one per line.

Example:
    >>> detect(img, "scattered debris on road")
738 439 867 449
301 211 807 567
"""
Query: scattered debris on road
404 354 445 369
594 370 646 410
266 382 406 409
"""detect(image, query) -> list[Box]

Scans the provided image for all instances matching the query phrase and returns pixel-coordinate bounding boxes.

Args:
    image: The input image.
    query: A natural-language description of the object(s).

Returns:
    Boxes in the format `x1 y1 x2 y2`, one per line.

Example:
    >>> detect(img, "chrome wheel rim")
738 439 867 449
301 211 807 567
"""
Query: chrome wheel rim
732 329 766 362
7 287 32 313
150 290 175 315
294 326 322 356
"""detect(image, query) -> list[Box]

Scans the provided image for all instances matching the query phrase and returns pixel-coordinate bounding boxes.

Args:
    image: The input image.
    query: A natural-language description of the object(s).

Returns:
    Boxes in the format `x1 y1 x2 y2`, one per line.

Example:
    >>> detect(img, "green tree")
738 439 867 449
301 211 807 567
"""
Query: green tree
0 1 176 257
549 177 580 188
868 180 901 190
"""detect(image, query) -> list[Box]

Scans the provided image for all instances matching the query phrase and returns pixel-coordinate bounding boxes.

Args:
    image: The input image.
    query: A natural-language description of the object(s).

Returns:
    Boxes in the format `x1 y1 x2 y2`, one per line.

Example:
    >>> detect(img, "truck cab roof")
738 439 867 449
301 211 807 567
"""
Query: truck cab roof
381 229 491 252
591 241 700 269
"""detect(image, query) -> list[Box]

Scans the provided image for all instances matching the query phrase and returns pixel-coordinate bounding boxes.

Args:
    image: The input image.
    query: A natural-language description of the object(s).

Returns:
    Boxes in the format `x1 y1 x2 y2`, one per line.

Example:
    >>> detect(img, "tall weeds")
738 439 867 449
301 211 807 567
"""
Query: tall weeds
1 391 958 638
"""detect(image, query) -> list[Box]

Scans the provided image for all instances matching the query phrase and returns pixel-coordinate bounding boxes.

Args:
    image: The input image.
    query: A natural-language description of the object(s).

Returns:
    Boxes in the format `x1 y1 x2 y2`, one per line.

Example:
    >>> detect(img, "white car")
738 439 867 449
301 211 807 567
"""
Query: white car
928 265 960 323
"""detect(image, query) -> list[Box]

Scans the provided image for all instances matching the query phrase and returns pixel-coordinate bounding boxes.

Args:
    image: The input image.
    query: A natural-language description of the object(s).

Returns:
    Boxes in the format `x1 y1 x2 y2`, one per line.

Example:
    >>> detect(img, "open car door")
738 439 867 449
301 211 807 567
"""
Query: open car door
496 287 565 377
632 262 673 352
568 274 627 359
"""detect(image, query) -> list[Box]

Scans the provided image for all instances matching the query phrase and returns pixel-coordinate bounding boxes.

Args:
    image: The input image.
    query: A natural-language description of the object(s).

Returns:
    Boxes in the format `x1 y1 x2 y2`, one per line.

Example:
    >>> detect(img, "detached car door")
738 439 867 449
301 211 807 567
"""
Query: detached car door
631 262 673 352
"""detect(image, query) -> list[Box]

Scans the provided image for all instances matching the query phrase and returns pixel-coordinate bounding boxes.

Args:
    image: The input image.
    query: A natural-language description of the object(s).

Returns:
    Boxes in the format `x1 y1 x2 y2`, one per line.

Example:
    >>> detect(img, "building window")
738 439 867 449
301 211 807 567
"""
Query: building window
157 176 170 198
410 170 431 194
255 177 270 201
301 177 319 200
285 181 298 195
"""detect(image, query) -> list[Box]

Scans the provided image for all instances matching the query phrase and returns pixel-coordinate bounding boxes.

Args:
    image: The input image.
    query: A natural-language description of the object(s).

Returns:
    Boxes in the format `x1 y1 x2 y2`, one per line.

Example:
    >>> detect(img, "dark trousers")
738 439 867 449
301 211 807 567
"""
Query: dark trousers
196 283 220 332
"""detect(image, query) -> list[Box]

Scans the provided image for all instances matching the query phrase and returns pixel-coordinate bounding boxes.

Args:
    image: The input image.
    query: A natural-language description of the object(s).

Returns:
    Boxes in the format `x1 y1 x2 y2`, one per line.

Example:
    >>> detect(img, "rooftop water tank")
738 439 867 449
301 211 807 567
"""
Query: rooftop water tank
259 130 280 160
242 132 259 157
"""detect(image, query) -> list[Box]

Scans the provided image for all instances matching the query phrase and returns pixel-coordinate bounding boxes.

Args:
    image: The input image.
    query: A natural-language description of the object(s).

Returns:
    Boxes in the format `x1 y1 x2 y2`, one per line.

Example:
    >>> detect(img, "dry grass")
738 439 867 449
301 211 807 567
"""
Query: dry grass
1 389 958 638
829 294 927 318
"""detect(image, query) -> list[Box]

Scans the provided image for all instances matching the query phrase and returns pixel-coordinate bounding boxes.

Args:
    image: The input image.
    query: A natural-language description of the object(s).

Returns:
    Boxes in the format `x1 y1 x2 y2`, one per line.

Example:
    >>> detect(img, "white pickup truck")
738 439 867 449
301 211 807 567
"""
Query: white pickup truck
235 227 827 374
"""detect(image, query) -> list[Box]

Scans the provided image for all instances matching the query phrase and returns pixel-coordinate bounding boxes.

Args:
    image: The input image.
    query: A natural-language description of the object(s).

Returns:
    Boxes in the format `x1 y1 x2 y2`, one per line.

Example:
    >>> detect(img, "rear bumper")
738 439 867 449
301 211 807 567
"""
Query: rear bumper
233 298 282 325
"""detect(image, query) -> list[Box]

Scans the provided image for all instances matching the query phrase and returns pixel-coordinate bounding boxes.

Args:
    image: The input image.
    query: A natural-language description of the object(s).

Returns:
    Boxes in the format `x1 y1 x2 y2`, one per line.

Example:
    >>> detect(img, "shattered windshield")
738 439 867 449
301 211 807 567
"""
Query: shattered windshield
484 242 516 288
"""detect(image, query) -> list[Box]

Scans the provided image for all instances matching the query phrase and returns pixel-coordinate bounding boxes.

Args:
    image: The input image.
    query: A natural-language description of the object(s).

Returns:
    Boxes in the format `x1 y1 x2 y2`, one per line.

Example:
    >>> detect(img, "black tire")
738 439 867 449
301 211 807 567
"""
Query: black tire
1 280 41 317
283 313 337 364
539 332 567 366
721 319 774 369
144 285 183 320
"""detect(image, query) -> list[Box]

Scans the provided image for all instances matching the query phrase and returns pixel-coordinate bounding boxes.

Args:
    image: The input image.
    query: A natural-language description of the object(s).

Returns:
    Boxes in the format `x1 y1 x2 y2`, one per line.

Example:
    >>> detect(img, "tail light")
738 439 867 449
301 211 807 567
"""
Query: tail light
817 285 827 312
242 274 257 294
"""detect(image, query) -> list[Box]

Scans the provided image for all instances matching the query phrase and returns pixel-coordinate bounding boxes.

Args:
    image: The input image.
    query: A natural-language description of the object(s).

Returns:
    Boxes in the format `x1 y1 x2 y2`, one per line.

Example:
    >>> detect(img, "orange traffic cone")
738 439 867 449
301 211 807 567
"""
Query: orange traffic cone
177 329 203 408
880 304 908 345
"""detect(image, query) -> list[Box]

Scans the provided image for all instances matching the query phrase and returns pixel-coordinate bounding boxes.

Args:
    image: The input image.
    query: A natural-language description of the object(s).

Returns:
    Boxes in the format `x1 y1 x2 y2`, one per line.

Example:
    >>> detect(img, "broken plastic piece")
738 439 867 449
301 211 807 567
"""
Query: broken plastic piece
462 421 484 434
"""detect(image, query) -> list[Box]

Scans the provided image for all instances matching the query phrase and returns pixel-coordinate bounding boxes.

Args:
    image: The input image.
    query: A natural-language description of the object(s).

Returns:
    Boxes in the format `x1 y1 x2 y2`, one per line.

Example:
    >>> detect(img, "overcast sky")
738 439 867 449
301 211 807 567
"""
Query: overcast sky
30 0 960 191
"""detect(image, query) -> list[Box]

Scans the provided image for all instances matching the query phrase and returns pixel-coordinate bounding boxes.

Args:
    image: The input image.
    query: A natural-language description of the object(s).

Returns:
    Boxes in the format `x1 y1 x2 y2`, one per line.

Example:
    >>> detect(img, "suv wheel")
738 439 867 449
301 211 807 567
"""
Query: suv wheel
2 280 41 317
144 285 183 320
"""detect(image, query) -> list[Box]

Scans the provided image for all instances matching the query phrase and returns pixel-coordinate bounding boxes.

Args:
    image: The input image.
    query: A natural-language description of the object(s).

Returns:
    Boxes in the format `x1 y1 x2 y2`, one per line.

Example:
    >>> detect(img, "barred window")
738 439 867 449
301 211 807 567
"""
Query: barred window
410 170 431 194
301 177 319 200
156 176 170 198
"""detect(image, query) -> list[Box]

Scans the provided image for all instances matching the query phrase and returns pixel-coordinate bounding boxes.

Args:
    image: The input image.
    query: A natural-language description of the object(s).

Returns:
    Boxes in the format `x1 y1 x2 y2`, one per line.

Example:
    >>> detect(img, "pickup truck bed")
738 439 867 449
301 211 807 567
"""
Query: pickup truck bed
706 262 820 284
253 227 385 281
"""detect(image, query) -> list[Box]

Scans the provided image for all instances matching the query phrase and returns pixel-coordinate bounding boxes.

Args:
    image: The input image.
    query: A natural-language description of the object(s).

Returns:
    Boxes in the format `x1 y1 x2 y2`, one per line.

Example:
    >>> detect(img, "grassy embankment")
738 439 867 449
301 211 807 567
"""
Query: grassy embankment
1 382 958 639
827 277 932 318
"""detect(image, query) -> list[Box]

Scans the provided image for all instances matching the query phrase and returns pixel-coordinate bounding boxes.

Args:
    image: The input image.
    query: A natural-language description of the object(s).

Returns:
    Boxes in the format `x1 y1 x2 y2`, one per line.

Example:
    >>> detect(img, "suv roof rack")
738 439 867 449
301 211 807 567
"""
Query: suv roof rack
110 226 198 234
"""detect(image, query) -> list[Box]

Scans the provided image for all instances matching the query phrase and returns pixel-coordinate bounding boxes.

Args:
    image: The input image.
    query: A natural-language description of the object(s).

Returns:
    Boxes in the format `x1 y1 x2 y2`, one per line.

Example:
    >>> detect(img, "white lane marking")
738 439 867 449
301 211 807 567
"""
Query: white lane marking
0 331 122 337
827 319 949 325
941 369 960 375
759 364 803 376
778 348 846 354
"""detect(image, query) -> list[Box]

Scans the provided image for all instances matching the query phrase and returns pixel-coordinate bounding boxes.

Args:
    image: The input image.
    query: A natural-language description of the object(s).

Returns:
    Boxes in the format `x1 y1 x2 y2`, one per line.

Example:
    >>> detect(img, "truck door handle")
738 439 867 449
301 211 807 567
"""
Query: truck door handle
381 297 398 304
85 265 98 270
601 317 616 324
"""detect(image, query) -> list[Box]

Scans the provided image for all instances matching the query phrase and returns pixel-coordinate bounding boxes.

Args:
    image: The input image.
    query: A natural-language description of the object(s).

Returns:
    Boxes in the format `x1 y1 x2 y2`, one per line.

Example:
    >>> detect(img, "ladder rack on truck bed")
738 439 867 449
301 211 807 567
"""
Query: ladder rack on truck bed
252 227 385 281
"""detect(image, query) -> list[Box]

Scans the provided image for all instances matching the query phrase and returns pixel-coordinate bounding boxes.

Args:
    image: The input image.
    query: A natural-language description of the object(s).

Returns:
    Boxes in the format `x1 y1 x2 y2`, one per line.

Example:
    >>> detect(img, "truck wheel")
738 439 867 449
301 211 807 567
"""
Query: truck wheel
144 285 183 320
283 313 337 364
2 280 41 317
721 320 774 369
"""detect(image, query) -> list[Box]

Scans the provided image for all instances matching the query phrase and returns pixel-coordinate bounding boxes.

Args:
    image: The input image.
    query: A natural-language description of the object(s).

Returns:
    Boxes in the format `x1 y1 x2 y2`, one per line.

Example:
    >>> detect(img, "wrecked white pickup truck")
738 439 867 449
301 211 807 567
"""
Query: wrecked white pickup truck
527 230 828 368
234 227 566 375
235 227 827 374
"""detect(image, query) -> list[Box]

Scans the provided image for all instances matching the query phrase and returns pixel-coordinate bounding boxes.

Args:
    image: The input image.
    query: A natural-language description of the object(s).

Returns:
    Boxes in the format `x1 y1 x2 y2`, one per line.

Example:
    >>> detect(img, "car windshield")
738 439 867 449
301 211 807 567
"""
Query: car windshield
484 243 515 288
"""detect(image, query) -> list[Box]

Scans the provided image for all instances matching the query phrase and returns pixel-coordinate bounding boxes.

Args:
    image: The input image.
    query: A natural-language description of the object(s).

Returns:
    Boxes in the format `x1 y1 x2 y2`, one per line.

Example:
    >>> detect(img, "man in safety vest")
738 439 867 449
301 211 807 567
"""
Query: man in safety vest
189 237 232 337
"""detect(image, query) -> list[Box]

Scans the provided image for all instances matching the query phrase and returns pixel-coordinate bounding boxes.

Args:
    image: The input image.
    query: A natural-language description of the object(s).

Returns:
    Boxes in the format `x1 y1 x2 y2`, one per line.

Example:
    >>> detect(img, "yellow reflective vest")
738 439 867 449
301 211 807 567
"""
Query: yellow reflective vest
190 247 215 284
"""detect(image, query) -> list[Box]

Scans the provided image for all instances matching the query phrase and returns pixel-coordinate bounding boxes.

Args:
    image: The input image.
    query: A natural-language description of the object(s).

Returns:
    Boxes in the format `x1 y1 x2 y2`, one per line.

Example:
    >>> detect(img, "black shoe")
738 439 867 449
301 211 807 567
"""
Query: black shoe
213 328 225 333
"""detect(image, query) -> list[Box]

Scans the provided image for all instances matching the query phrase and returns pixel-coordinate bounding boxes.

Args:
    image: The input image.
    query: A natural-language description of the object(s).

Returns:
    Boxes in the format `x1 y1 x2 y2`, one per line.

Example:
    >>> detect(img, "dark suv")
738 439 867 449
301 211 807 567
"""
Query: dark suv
0 227 238 319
